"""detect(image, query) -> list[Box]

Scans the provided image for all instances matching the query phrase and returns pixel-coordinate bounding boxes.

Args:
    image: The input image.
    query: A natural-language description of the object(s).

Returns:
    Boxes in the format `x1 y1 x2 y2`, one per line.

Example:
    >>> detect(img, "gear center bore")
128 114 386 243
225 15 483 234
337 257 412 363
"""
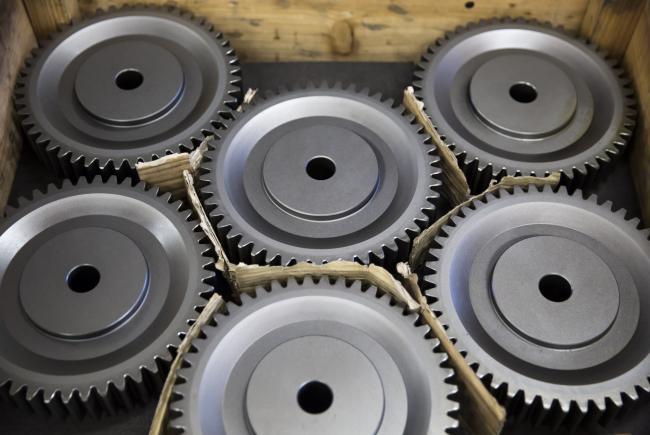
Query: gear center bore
259 125 380 220
19 227 149 339
297 380 334 414
74 41 185 126
244 336 386 435
66 264 101 293
305 156 336 180
538 273 572 302
114 69 144 90
469 53 581 139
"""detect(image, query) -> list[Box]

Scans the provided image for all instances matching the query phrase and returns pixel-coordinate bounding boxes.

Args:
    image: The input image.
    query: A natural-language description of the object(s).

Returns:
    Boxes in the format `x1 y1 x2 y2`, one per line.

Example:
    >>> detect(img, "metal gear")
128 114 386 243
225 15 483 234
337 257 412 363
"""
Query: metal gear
414 18 636 192
14 5 241 180
201 83 442 267
0 178 214 418
423 186 650 431
168 278 459 435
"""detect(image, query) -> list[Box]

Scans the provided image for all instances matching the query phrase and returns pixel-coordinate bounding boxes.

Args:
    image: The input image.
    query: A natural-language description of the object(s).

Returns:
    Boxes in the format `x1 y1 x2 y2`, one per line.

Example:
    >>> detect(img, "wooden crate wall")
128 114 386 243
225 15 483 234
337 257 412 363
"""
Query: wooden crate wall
1 0 649 218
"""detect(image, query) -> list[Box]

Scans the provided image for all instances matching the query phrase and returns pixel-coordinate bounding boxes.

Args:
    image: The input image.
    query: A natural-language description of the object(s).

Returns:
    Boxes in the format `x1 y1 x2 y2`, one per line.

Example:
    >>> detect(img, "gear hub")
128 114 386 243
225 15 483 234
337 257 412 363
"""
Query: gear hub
202 84 441 266
0 179 214 418
168 278 458 434
424 186 650 430
15 5 241 180
414 19 636 192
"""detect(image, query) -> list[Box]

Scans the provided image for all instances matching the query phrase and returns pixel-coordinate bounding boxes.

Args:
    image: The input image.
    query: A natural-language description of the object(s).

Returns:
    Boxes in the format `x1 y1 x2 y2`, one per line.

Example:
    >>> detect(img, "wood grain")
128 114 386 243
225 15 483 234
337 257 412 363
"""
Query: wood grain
396 263 506 435
22 0 79 38
0 0 36 213
75 0 589 61
409 173 561 270
626 0 650 223
580 0 645 58
149 291 225 435
146 168 497 435
403 86 470 205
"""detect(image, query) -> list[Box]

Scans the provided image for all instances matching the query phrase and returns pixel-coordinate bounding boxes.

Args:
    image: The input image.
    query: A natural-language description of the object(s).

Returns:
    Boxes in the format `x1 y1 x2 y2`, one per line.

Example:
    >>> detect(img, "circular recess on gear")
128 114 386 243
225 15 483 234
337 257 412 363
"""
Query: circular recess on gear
15 6 240 179
204 86 440 265
168 279 458 435
415 20 635 190
0 179 212 415
425 187 650 422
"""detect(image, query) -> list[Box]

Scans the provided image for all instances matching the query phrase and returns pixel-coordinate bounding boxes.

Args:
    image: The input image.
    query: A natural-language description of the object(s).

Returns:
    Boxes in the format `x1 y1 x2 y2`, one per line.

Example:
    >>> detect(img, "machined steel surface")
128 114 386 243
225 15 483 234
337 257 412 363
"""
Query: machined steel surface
414 19 636 191
0 179 213 418
424 187 650 430
169 278 458 435
15 5 241 180
202 84 441 266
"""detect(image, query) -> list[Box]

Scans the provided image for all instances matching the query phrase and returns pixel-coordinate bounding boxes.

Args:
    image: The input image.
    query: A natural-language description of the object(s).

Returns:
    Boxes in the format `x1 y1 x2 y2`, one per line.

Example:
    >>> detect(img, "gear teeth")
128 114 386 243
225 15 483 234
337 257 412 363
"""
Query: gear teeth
168 277 459 434
412 16 636 194
200 83 442 268
14 4 242 182
423 186 649 432
0 176 219 418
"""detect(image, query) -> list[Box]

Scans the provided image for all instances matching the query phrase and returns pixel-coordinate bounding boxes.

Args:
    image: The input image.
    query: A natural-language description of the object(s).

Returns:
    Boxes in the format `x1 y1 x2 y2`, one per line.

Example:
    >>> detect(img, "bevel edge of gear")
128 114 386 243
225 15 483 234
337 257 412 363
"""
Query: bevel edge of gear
411 17 637 190
12 3 242 179
198 81 444 267
0 176 219 419
422 184 650 429
166 276 460 434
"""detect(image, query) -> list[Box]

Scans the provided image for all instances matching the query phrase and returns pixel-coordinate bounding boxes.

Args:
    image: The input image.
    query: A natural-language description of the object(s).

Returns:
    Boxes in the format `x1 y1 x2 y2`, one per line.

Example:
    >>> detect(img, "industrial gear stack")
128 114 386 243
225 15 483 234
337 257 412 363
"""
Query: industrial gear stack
3 3 648 435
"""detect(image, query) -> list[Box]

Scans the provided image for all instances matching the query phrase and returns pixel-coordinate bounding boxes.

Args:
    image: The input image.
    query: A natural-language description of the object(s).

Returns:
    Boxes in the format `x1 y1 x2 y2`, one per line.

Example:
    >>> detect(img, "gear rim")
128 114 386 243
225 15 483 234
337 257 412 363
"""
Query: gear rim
423 186 650 430
413 17 636 192
14 4 241 180
168 278 459 435
0 177 215 418
201 82 442 267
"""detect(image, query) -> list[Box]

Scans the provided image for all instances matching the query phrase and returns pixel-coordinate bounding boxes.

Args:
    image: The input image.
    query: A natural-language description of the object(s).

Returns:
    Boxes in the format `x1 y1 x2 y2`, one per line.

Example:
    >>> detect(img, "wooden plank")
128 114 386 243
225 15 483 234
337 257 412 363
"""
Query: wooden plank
626 0 650 223
22 0 79 39
75 0 588 61
0 1 37 213
580 0 644 58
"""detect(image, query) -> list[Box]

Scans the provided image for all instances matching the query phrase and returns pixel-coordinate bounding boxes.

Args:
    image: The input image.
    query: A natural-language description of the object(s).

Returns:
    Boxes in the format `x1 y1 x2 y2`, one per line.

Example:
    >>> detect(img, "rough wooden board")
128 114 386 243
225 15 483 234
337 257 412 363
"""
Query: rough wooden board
76 0 588 61
181 169 419 311
403 86 470 205
135 136 210 197
135 86 256 195
0 114 22 214
397 263 506 435
409 173 561 270
230 261 419 311
580 0 644 58
148 293 225 435
144 159 500 434
23 0 79 38
0 0 36 213
626 0 650 223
